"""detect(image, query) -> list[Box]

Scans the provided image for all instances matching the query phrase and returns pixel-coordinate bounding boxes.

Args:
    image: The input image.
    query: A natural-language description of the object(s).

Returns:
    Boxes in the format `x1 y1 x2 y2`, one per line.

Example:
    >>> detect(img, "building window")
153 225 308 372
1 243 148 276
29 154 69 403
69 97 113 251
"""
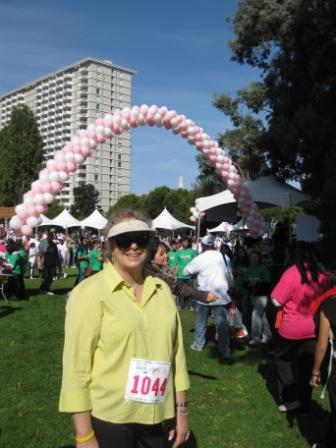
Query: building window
96 103 100 111
96 87 100 94
118 161 122 168
94 174 98 181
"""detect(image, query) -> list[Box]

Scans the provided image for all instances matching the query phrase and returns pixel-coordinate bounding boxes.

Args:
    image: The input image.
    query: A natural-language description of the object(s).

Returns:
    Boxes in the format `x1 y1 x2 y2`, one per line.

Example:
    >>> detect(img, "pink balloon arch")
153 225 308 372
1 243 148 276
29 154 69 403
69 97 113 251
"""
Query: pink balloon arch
9 105 265 238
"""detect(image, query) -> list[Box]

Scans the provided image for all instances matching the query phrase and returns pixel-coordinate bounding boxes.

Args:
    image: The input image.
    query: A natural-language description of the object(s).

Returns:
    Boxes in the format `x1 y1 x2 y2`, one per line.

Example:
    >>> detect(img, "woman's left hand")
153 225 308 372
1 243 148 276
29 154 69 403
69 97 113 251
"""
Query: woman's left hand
168 414 190 448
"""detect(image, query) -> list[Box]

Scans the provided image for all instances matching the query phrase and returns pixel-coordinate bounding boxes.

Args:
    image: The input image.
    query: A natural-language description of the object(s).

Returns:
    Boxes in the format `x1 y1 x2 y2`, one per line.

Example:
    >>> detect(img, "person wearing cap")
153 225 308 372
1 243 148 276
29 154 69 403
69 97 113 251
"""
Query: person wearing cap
183 234 232 360
60 208 190 448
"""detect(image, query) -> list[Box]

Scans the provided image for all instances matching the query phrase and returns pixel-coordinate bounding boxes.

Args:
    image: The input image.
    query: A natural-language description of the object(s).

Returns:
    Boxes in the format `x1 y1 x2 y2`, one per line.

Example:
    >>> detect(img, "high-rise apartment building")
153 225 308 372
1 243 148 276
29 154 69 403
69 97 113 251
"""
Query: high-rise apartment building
0 57 135 211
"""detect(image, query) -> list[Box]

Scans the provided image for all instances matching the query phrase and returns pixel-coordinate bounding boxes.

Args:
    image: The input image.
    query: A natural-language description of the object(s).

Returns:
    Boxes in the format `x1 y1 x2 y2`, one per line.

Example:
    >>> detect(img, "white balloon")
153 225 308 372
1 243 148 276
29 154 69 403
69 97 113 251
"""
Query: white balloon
33 194 45 205
35 216 43 226
39 172 50 183
9 216 23 230
44 193 54 204
24 196 35 207
71 136 81 146
26 216 39 227
80 137 90 147
104 127 113 138
74 153 84 164
59 171 70 182
49 171 61 182
65 152 75 162
54 151 65 162
96 125 105 135
15 204 26 214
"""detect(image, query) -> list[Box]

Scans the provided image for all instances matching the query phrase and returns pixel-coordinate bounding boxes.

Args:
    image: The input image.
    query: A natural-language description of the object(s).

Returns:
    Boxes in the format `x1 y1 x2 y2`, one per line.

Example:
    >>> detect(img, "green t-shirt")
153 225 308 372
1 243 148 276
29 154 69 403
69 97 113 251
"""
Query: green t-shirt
243 264 271 295
76 247 89 270
168 250 178 269
89 248 102 272
5 251 22 275
176 248 197 279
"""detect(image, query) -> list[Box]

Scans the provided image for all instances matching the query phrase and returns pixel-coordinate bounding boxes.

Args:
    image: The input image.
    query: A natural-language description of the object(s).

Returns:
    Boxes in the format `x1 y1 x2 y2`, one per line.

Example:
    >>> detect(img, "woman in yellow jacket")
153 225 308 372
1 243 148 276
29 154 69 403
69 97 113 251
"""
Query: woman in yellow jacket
60 209 190 448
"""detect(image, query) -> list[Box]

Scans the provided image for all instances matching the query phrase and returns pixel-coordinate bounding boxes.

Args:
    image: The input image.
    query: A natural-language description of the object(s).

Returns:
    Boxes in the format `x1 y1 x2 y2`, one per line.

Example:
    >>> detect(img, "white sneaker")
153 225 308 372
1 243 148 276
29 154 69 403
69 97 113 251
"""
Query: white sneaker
63 273 67 279
47 291 55 296
190 344 203 352
278 400 301 412
248 339 259 346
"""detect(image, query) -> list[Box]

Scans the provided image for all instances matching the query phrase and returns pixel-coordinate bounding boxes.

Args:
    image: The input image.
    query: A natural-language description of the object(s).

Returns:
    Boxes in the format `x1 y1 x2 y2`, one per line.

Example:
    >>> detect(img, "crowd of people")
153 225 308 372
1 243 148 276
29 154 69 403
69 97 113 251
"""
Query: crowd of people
1 209 336 447
0 232 104 298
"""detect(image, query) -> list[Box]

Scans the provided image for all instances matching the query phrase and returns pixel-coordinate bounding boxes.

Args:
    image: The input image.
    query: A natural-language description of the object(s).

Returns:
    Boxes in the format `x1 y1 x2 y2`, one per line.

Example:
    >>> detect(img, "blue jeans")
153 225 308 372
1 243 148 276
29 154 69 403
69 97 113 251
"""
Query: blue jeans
193 304 230 357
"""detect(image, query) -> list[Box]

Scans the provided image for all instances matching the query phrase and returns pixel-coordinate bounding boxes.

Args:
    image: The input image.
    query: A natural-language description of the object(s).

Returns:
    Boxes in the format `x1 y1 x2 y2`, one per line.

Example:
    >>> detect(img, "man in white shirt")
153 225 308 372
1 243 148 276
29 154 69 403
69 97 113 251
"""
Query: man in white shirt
184 234 232 359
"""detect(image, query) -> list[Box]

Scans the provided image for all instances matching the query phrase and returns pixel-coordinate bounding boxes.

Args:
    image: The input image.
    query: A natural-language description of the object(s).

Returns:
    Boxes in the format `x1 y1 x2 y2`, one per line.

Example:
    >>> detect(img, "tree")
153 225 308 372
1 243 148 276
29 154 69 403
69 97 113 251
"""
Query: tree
107 194 146 216
45 200 64 219
0 105 44 205
221 0 336 258
107 186 196 224
70 183 101 219
213 82 269 179
192 155 225 197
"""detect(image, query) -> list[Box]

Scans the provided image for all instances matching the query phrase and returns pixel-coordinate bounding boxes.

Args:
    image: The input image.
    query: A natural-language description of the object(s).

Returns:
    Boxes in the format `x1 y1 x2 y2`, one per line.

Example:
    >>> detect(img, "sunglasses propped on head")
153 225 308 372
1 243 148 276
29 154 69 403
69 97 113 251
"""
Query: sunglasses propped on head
113 232 152 250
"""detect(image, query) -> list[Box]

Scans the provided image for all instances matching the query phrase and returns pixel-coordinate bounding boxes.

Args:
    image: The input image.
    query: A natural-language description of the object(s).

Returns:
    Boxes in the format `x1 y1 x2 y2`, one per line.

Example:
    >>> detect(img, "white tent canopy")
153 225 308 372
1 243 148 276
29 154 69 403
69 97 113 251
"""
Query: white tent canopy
207 222 233 233
197 189 236 212
50 209 81 228
232 219 248 231
197 176 309 213
37 214 53 226
246 176 310 208
152 207 195 230
80 209 108 230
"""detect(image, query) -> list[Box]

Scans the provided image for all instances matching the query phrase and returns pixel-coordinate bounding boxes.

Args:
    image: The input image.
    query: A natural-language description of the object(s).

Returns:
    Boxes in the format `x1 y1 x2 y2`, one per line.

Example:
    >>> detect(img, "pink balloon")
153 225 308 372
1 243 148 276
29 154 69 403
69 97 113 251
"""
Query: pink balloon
51 181 62 193
41 183 52 194
66 162 77 172
21 225 33 237
129 118 138 128
35 204 45 214
63 145 73 153
87 131 97 140
56 162 67 172
80 146 90 156
96 134 106 143
31 186 42 195
27 206 39 217
72 145 81 154
95 118 104 126
17 210 28 222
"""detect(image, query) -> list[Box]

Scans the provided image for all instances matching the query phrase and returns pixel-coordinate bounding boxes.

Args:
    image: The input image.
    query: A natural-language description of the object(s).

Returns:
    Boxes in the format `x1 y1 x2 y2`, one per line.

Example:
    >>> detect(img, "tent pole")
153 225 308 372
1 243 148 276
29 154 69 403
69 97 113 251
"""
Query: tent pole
196 217 201 252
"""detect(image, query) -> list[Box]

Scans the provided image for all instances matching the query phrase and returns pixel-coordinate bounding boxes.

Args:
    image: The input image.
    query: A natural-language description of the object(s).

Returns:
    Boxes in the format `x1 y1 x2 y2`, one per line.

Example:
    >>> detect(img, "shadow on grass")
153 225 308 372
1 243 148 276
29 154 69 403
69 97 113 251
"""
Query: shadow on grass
27 287 72 297
0 305 22 318
258 359 330 446
60 445 75 448
285 401 330 446
188 369 218 380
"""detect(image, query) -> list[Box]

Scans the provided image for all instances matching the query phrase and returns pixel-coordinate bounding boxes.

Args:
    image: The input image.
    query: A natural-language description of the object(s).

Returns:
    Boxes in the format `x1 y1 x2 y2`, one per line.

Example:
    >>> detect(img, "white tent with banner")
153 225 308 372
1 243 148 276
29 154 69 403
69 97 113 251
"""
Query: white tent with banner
207 222 233 233
152 207 195 233
80 209 108 230
50 209 81 229
232 219 248 231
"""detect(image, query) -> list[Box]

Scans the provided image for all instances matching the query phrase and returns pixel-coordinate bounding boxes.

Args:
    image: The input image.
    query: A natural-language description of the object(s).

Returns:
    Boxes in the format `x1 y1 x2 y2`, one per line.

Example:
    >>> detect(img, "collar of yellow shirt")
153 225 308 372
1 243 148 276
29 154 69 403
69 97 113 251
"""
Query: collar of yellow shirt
102 261 165 307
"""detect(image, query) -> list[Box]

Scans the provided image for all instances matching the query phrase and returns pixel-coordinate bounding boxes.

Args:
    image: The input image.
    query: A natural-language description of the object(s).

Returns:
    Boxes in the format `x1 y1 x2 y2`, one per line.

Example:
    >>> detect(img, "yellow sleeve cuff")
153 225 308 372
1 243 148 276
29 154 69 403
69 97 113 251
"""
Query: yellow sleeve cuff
59 390 92 413
174 372 190 392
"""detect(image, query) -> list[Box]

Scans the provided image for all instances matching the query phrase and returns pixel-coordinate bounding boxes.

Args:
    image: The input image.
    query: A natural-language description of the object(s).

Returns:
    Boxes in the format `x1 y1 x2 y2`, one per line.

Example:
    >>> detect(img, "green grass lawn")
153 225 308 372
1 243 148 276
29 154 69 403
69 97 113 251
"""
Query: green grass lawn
0 273 330 447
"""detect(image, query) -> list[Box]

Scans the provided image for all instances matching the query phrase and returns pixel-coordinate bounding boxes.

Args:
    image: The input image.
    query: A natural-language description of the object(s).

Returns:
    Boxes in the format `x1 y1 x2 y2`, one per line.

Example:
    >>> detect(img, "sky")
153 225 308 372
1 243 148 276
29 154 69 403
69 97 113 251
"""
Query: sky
0 0 262 194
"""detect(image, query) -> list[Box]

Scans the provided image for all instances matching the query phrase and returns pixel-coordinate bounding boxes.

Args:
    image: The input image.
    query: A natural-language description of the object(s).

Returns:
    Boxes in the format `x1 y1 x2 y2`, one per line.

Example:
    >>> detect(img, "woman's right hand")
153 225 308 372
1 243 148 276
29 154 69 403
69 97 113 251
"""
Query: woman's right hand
76 436 99 448
309 373 321 388
206 292 219 303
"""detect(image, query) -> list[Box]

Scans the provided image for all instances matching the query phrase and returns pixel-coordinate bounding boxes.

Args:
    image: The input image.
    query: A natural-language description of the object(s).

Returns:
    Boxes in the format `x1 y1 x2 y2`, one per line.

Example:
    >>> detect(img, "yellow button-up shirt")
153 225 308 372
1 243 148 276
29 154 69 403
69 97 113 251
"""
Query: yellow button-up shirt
59 261 189 424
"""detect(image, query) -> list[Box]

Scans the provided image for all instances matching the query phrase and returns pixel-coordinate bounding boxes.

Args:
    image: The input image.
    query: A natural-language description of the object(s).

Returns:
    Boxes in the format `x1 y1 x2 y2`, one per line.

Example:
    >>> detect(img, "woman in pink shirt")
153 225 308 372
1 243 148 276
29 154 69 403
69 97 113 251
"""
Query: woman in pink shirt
271 242 329 413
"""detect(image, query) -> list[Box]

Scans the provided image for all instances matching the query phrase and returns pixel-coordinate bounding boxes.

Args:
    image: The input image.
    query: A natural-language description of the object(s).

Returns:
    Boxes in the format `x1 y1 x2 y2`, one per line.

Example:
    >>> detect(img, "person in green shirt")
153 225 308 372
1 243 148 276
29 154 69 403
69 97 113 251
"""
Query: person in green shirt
5 239 26 300
89 241 103 274
244 250 272 346
75 237 89 284
175 238 197 309
167 239 178 270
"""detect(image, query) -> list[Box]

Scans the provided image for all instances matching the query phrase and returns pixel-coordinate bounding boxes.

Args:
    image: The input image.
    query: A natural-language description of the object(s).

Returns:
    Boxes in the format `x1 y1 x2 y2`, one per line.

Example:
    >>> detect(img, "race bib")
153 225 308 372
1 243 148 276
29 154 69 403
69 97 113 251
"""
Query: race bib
124 358 171 404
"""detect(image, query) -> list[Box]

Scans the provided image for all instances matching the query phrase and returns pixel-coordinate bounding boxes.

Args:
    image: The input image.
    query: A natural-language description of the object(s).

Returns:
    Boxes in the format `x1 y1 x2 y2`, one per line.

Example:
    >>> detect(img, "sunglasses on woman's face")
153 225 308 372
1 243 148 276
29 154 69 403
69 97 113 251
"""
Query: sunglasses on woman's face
114 232 152 250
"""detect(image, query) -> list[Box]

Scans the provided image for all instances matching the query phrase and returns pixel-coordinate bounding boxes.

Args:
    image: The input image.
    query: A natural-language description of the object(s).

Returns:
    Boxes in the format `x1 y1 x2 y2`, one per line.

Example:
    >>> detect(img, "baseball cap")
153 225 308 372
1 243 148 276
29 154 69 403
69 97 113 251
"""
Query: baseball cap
201 234 215 246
